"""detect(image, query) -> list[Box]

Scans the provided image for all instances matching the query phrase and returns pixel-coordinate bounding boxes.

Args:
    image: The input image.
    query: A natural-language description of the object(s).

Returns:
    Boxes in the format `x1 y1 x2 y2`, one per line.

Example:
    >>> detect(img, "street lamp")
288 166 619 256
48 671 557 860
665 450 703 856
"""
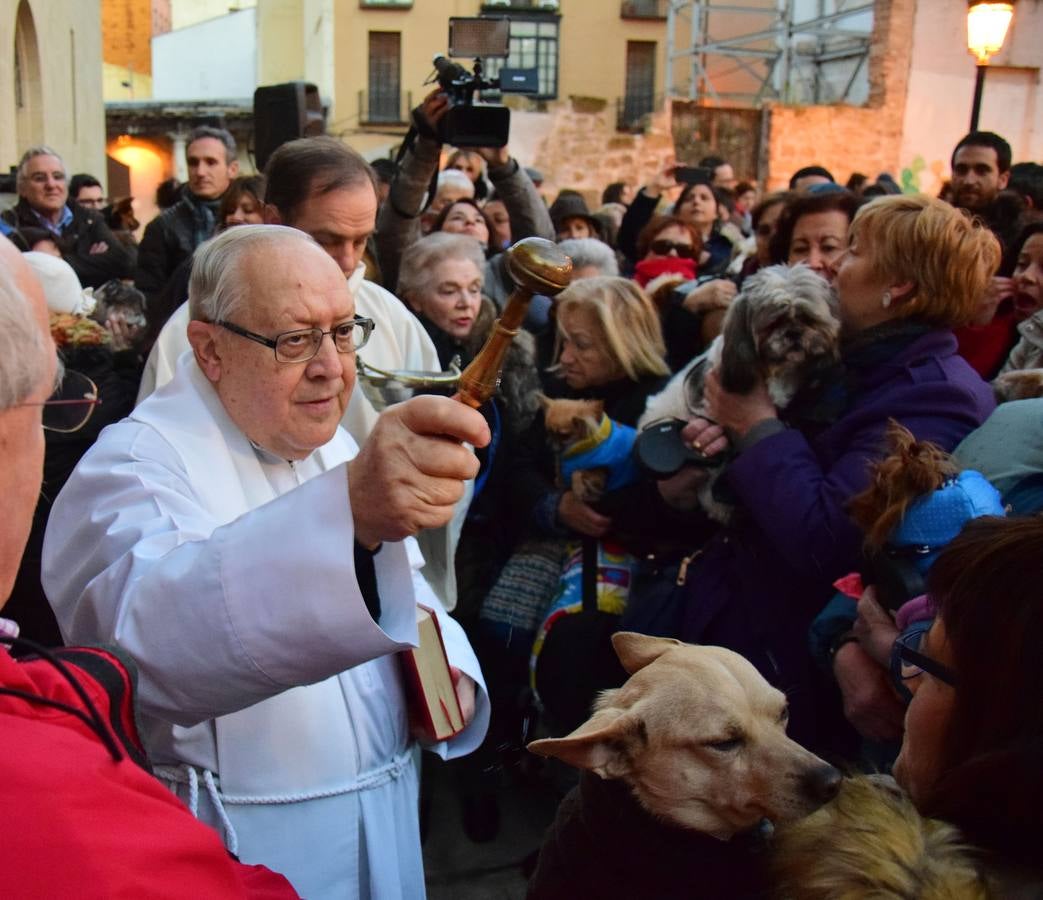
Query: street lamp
966 0 1015 131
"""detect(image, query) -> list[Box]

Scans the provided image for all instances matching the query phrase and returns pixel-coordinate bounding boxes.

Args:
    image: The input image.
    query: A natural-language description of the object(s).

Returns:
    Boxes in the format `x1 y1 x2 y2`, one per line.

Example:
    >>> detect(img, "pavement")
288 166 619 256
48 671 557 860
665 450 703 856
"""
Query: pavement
422 752 564 899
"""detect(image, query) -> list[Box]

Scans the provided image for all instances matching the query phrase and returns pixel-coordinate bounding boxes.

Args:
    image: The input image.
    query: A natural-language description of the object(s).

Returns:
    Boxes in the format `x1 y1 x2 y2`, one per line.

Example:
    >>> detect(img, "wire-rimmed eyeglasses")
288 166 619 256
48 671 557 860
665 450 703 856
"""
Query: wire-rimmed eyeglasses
216 317 375 364
18 370 100 433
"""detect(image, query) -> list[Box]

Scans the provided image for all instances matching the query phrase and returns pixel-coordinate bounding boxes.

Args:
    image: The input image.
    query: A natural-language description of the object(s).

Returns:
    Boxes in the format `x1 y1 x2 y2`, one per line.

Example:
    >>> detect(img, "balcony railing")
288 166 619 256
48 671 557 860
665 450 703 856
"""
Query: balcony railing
620 0 668 19
616 92 664 132
482 0 560 11
359 0 412 8
358 89 413 126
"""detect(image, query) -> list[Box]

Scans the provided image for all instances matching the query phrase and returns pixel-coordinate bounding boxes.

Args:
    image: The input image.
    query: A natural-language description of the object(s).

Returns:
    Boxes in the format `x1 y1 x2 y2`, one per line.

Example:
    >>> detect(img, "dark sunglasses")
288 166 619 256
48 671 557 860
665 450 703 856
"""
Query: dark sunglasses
649 239 695 259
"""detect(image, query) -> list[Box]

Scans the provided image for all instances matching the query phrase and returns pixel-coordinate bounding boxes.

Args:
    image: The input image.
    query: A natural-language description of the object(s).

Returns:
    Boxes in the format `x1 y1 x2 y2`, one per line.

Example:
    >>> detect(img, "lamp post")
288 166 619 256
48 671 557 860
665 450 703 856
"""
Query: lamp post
966 0 1015 131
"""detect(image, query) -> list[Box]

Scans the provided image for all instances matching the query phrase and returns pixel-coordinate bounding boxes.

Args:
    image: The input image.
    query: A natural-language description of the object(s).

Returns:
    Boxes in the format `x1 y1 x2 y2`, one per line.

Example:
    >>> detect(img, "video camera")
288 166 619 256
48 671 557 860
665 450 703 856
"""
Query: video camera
430 17 539 148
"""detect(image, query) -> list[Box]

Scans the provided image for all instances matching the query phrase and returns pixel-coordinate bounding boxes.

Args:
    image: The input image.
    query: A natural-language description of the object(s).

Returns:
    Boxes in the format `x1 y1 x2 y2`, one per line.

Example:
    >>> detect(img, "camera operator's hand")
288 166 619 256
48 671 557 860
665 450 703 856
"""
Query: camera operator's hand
853 587 900 668
704 368 777 442
414 89 450 137
557 490 611 538
645 162 680 198
475 146 510 168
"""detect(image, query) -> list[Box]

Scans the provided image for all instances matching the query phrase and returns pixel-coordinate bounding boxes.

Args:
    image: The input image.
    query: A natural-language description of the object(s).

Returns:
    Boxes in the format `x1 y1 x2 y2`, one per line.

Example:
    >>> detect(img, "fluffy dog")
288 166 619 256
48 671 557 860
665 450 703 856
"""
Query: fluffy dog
641 264 839 426
993 367 1043 403
771 775 988 899
541 396 638 503
639 264 839 522
526 633 841 899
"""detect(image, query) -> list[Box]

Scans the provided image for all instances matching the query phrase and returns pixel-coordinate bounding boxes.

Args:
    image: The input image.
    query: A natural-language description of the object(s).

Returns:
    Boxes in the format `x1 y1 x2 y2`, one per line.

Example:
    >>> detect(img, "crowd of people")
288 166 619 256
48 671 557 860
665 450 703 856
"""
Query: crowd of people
2 100 1043 898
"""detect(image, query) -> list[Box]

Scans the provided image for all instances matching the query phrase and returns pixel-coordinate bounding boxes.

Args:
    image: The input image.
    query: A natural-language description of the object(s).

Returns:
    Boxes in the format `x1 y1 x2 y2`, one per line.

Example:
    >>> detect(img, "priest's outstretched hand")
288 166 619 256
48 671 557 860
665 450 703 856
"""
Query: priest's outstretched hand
347 395 491 548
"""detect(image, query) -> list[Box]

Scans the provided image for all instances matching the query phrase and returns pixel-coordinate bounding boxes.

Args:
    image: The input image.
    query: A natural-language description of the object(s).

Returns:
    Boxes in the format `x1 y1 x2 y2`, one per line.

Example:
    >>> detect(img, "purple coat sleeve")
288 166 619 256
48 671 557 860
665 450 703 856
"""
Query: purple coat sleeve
724 373 995 579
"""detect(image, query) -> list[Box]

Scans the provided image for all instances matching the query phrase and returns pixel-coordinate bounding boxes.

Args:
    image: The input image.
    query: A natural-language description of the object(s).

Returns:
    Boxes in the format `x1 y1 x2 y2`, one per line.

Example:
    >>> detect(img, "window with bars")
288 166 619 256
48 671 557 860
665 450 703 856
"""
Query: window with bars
367 31 402 123
622 40 656 129
482 17 559 100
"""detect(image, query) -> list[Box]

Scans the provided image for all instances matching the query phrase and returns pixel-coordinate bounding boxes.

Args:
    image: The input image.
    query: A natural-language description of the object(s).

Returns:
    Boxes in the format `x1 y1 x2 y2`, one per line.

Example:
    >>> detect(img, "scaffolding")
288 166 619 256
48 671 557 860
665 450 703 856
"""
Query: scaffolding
665 0 875 108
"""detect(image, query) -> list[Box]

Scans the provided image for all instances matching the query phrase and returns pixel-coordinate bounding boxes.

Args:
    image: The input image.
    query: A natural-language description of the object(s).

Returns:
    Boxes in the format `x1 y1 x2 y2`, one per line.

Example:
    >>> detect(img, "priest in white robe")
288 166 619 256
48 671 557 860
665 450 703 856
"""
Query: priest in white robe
43 225 491 900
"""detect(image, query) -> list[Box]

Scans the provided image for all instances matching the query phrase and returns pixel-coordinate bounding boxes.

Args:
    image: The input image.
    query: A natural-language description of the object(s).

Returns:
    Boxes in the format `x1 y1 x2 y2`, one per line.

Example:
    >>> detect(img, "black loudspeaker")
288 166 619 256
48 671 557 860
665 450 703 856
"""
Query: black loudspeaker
253 82 326 172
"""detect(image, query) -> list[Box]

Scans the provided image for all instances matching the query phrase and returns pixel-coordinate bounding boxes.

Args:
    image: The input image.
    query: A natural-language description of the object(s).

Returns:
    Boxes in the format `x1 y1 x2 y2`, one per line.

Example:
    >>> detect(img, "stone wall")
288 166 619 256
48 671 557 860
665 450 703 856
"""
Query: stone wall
520 97 677 206
764 0 916 190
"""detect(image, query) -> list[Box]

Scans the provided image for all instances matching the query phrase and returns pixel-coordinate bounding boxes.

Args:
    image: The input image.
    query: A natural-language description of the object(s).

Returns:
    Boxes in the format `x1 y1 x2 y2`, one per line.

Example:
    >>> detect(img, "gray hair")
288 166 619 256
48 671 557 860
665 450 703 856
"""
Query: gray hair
436 169 474 197
16 145 65 194
188 224 319 322
0 266 51 410
397 232 487 304
557 238 619 277
187 125 237 162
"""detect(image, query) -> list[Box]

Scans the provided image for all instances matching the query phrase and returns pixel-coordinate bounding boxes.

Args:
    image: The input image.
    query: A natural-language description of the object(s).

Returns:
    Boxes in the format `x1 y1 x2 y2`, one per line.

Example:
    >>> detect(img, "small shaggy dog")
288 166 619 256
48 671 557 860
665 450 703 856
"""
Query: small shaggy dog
639 264 840 521
771 775 988 899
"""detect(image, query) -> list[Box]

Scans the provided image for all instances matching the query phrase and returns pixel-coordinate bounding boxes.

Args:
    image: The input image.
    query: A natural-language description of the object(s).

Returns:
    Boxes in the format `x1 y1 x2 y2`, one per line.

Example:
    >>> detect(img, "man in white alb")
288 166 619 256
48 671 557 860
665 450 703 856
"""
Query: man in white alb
44 225 490 899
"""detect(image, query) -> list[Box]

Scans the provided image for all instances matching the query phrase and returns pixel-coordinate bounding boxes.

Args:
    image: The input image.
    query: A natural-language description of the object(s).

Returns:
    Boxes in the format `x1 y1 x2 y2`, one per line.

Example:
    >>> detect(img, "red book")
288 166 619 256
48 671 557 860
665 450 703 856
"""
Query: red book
399 605 465 741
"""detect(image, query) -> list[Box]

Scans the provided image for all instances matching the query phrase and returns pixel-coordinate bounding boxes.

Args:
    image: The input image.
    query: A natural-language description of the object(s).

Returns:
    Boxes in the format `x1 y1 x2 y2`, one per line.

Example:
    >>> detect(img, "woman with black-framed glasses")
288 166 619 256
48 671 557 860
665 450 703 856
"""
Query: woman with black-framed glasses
775 517 1043 897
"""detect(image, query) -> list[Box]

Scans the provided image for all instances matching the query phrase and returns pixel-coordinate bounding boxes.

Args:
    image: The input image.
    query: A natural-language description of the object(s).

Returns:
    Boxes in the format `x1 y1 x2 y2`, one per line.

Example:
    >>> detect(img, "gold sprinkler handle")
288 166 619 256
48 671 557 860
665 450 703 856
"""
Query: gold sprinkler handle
455 237 573 409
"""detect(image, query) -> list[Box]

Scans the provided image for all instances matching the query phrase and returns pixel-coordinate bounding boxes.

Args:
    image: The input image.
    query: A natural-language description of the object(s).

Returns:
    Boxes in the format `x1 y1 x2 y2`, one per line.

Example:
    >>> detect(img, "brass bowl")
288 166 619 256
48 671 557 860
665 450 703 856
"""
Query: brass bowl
356 355 461 411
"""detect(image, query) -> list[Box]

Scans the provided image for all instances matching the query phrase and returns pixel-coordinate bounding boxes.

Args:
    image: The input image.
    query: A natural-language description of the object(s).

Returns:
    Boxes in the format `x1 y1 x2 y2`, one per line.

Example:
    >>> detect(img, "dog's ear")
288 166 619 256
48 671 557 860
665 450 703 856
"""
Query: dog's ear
718 293 759 395
537 392 552 411
528 707 647 779
612 632 684 674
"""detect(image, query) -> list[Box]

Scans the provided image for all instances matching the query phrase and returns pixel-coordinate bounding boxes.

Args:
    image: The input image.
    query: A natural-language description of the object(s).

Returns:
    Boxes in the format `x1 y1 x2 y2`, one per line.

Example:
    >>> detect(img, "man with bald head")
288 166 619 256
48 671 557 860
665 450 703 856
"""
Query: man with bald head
0 237 297 896
44 225 490 898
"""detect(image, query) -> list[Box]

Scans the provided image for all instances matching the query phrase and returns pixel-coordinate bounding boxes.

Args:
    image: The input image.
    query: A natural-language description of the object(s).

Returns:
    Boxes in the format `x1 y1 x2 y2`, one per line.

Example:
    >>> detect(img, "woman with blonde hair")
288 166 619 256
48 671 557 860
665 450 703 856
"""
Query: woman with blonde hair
477 278 669 740
651 194 999 752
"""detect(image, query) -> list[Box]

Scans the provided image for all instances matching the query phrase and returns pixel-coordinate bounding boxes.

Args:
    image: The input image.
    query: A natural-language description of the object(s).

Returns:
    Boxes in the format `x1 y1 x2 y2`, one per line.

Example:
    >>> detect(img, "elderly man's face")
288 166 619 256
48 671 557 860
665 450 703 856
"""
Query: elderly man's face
194 241 355 461
22 154 69 218
0 242 57 604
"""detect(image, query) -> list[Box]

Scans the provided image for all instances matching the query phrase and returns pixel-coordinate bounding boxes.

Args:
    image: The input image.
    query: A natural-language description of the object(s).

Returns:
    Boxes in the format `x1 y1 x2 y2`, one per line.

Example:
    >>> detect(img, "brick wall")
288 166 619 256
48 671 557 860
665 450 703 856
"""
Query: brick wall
102 0 155 75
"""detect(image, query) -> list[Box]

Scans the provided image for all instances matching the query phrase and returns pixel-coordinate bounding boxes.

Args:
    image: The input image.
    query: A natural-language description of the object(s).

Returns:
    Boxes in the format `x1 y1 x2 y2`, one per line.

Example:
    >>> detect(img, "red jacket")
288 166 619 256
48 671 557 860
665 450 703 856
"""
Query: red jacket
0 645 298 899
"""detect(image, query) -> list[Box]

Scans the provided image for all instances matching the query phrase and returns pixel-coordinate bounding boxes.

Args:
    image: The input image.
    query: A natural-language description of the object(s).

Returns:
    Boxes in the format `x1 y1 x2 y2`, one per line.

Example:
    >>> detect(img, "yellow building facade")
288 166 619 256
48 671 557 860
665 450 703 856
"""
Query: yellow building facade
1 0 106 187
257 0 682 162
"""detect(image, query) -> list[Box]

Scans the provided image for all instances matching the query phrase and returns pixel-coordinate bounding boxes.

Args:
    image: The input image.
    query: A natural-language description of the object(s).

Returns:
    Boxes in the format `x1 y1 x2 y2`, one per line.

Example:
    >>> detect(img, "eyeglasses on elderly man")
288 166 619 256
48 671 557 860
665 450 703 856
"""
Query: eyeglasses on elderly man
216 316 375 364
16 369 100 433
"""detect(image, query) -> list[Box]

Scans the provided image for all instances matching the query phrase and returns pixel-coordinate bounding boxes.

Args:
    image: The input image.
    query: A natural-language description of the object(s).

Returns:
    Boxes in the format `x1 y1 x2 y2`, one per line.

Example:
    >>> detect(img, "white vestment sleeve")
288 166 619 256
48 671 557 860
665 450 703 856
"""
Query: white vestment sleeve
43 428 419 728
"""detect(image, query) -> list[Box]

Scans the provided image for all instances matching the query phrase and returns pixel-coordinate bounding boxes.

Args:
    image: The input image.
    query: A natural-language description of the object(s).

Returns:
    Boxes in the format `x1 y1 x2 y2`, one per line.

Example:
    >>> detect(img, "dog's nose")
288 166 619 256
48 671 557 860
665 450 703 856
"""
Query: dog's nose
802 764 843 804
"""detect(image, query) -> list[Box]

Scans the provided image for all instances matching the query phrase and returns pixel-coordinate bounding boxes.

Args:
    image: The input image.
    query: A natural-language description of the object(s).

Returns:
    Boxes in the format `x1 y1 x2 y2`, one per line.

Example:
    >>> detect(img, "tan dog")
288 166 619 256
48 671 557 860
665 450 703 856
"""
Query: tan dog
540 395 609 502
993 367 1043 403
530 633 840 838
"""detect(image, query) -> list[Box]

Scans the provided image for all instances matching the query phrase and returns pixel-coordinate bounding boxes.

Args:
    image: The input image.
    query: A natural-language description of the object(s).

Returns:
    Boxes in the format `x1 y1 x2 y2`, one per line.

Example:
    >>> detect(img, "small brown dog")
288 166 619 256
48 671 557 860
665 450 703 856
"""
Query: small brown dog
541 396 610 502
993 367 1043 403
526 633 841 899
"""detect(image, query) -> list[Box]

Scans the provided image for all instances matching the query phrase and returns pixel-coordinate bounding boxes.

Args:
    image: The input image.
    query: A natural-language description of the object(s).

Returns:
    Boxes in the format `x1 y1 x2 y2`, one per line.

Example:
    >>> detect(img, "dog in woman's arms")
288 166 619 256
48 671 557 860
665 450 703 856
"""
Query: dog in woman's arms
993 368 1043 403
541 396 639 503
638 264 840 522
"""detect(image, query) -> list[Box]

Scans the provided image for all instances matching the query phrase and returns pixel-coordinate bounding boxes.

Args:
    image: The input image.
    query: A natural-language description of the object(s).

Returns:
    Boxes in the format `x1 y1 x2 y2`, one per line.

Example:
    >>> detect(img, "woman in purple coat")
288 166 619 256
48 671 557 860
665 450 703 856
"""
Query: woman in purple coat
656 195 1000 753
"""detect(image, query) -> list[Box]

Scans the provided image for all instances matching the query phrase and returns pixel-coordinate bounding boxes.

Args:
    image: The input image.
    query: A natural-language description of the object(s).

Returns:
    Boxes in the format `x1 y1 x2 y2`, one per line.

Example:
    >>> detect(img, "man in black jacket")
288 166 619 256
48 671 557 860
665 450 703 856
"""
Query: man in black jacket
2 146 134 289
134 125 239 298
